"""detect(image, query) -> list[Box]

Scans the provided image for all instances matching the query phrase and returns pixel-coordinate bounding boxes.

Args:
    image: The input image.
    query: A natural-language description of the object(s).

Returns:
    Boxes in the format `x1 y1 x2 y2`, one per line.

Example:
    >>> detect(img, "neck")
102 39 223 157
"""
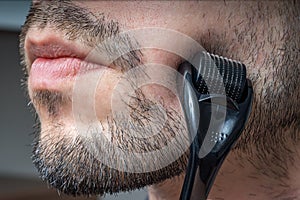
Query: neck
147 142 300 200
209 142 300 199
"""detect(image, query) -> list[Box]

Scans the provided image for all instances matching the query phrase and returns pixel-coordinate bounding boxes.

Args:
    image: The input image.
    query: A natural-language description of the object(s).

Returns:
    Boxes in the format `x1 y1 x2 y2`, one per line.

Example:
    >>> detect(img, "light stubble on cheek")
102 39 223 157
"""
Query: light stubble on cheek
206 1 300 198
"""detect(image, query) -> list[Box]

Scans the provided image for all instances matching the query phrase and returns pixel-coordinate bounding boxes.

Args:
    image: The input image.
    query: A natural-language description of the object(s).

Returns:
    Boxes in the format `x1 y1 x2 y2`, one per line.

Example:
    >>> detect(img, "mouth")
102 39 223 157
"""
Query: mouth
25 28 109 91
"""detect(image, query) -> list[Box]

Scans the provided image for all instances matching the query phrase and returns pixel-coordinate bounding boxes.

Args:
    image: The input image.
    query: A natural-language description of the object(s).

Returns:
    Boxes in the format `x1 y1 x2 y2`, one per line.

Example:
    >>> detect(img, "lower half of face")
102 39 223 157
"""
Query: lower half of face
22 0 300 198
28 53 191 195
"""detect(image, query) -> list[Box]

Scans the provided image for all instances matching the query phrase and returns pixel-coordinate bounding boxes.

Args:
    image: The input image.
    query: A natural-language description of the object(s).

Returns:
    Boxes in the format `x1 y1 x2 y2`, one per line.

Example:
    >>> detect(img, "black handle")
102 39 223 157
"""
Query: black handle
179 51 253 200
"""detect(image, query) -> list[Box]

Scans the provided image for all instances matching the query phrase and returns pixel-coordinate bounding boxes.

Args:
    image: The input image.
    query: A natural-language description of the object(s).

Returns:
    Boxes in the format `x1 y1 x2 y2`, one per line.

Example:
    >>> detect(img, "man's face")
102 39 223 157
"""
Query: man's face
20 1 299 199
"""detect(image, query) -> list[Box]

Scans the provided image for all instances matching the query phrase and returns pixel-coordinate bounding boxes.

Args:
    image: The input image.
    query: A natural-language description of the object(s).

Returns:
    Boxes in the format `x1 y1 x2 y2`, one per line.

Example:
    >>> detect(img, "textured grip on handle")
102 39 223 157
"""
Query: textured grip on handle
191 52 247 103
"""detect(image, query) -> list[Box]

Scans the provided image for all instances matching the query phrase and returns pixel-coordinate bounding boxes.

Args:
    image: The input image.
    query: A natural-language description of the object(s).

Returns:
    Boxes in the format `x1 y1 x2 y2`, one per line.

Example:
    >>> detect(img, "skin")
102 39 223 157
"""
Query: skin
20 1 300 199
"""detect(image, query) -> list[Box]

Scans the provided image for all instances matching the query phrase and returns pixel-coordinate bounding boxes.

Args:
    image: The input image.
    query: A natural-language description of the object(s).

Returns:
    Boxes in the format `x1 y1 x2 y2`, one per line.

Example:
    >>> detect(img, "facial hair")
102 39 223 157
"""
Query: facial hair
20 0 300 197
30 88 189 196
22 1 190 196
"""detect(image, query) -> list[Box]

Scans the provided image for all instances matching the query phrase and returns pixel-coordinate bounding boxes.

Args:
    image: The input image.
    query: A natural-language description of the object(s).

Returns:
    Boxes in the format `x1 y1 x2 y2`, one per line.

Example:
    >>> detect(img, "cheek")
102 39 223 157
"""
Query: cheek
94 71 183 122
141 84 182 111
94 70 122 121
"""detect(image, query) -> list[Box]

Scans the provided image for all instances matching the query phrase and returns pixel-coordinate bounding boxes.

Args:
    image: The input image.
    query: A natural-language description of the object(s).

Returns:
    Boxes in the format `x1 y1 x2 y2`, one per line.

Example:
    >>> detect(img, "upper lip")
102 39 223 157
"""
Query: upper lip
25 28 92 72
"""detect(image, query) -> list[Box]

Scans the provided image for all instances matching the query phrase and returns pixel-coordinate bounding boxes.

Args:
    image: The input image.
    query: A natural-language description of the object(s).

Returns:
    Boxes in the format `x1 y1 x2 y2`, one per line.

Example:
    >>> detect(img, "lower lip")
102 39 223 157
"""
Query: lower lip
29 57 105 90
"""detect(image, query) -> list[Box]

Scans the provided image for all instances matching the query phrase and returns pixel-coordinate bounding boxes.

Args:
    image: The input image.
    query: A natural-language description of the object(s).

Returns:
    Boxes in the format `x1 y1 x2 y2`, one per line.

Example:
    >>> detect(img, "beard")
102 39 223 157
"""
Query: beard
21 0 300 197
31 89 189 196
22 1 190 195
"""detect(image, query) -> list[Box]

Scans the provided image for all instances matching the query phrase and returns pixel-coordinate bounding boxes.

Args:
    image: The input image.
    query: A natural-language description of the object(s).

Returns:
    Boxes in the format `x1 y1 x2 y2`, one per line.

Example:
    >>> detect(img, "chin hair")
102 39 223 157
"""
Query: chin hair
32 110 188 196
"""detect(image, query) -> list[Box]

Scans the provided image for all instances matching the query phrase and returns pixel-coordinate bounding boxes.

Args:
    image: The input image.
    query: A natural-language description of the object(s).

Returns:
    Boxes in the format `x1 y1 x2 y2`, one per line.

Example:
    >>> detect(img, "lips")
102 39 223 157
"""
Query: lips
30 57 106 90
25 29 108 91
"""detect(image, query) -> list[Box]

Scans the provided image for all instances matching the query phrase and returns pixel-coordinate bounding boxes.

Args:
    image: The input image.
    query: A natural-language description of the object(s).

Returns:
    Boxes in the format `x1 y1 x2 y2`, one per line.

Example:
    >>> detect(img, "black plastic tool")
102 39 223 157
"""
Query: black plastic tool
178 51 253 200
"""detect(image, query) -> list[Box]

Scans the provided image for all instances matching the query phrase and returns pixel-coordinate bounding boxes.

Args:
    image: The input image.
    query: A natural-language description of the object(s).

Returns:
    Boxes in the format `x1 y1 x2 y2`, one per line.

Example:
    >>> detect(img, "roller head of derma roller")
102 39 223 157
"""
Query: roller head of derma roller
178 51 253 200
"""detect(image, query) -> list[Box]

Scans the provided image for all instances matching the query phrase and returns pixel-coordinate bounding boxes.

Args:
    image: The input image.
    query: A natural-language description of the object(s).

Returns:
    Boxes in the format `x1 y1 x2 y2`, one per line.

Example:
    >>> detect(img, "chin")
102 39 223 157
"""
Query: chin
32 105 189 196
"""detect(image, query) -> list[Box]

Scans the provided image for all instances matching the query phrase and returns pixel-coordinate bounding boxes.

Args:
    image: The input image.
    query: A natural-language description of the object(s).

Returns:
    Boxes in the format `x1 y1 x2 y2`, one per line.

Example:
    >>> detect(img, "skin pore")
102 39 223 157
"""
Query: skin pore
20 1 299 200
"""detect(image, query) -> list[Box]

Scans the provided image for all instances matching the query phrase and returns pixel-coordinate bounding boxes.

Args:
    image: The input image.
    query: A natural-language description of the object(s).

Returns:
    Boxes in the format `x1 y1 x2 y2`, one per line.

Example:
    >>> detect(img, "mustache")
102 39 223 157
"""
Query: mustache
19 0 143 74
20 0 147 119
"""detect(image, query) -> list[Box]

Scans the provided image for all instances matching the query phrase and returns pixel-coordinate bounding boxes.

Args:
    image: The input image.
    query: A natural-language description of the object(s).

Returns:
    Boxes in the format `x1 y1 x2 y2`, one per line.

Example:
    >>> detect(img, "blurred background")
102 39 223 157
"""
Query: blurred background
0 1 147 200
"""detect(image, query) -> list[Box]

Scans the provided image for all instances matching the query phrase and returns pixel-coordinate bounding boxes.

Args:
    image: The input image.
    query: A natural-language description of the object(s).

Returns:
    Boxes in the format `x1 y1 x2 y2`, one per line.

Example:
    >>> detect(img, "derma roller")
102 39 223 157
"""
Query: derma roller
178 51 253 200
